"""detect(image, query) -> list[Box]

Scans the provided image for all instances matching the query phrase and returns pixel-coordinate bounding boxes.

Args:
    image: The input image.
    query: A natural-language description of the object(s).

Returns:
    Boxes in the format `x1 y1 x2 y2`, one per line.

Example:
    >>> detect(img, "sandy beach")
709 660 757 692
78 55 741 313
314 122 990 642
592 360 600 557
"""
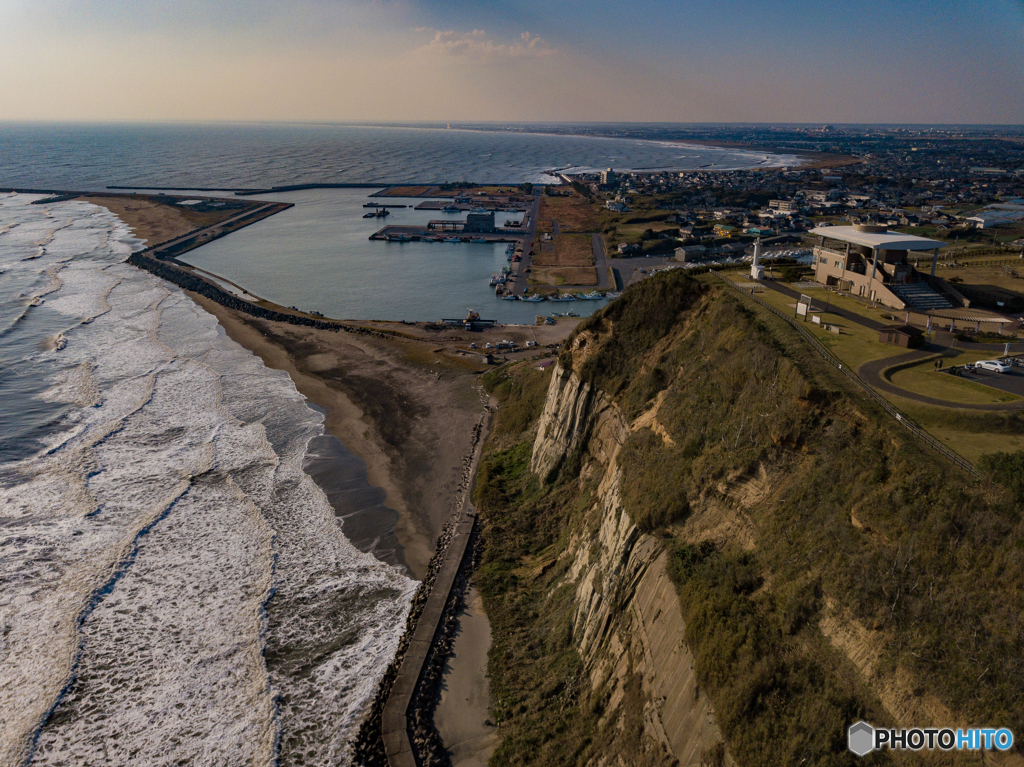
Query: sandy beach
81 195 203 245
86 192 576 763
187 292 488 579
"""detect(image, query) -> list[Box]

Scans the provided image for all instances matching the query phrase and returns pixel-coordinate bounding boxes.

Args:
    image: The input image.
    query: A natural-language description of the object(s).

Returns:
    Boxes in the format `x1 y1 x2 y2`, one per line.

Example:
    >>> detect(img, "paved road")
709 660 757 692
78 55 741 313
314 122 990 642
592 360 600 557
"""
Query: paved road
931 330 1024 354
607 255 673 289
857 350 1024 410
510 191 541 297
759 280 886 331
591 234 611 291
149 203 278 255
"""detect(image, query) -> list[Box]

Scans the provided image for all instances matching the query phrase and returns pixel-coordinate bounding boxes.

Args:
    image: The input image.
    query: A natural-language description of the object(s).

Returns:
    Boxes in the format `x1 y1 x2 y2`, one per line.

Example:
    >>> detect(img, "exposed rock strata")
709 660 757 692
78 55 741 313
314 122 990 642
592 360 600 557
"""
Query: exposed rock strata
532 362 732 766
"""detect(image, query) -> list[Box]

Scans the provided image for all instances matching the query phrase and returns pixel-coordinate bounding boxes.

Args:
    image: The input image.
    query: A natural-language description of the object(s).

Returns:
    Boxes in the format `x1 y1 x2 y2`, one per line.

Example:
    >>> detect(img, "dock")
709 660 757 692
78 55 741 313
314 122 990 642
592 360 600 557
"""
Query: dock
368 225 527 243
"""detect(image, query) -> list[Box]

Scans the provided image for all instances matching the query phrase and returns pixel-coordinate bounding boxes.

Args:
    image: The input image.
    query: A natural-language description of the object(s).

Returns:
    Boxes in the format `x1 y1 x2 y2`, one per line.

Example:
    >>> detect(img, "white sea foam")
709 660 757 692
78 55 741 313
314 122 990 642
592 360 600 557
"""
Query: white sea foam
0 195 415 766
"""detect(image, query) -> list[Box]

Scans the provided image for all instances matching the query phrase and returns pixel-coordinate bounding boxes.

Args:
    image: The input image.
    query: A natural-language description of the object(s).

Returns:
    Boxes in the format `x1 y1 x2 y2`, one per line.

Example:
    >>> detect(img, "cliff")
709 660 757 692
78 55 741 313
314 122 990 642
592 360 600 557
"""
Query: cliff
537 361 731 766
474 270 1024 767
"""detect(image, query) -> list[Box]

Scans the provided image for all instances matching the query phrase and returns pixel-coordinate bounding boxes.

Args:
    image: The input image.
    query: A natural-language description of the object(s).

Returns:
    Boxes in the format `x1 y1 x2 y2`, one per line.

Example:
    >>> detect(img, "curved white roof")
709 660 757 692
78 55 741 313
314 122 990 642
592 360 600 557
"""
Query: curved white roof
810 226 946 251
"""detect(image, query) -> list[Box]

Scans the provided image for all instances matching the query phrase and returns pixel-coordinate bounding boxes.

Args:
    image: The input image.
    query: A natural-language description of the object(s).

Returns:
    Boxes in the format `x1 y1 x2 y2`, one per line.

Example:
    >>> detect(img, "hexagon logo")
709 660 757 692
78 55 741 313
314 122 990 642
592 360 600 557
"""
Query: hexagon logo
848 721 875 756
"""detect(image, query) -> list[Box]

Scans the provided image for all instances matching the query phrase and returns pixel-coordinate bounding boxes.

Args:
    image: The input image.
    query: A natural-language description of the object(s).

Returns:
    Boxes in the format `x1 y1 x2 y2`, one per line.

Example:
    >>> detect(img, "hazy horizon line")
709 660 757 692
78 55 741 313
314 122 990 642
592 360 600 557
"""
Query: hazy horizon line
2 119 1024 130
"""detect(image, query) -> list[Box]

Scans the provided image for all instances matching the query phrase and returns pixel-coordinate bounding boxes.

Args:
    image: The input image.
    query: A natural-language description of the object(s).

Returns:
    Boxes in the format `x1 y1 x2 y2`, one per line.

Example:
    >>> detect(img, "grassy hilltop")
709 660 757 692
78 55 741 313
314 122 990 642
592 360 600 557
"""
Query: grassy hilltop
473 269 1024 766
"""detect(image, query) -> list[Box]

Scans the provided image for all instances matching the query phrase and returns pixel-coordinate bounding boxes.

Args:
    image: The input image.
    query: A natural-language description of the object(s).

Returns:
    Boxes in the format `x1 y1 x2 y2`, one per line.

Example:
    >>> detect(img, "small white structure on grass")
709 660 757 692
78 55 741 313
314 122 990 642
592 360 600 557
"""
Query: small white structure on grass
750 239 765 280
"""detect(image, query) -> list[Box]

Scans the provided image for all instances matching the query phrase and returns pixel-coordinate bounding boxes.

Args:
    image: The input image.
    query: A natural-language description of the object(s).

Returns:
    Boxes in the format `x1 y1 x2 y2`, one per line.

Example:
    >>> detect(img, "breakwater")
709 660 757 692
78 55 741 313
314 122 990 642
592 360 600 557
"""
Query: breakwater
350 415 489 767
127 252 399 338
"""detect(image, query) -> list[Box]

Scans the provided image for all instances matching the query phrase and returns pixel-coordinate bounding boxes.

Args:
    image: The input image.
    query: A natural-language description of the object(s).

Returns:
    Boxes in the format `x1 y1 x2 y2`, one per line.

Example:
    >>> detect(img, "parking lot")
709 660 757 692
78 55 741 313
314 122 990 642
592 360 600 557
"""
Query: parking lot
950 359 1024 398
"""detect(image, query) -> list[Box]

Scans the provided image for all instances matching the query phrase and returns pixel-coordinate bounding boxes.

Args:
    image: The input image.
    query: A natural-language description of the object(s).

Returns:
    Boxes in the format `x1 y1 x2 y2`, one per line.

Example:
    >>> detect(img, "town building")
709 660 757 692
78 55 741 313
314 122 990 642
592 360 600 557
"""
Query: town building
964 210 1024 229
674 245 706 262
464 211 496 233
878 325 925 348
810 224 958 310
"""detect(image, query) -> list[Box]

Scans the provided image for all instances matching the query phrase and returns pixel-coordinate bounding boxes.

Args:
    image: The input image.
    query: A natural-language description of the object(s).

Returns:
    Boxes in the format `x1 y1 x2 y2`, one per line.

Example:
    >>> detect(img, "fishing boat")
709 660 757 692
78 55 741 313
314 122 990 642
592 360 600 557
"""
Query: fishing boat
501 294 519 301
522 295 545 302
362 212 376 218
548 295 576 302
577 291 603 300
471 238 488 243
489 274 500 286
444 237 461 243
442 205 460 213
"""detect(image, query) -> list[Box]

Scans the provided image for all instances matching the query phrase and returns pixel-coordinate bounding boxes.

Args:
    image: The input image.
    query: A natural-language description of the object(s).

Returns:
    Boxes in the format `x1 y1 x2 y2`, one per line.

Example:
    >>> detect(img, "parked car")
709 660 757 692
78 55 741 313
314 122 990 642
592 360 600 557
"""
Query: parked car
976 360 1012 373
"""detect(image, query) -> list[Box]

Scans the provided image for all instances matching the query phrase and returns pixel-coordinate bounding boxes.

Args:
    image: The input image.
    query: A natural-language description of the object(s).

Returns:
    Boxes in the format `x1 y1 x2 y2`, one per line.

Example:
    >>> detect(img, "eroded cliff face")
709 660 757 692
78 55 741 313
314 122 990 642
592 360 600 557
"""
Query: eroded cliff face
532 362 732 766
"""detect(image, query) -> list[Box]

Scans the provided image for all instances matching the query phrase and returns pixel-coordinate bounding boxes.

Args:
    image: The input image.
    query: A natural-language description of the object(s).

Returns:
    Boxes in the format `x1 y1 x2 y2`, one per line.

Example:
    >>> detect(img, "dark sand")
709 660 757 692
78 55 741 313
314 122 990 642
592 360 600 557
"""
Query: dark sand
188 292 489 580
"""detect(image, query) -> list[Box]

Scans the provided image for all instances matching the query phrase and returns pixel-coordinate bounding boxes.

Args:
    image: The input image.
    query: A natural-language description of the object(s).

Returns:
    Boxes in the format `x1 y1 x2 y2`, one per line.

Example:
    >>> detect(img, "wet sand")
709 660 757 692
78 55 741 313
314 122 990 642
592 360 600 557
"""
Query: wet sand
188 291 488 580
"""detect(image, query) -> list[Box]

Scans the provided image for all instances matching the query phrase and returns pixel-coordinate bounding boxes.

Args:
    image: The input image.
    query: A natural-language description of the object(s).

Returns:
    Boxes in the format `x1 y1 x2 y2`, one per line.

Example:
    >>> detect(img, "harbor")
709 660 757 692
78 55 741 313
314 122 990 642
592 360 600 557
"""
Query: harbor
175 187 612 324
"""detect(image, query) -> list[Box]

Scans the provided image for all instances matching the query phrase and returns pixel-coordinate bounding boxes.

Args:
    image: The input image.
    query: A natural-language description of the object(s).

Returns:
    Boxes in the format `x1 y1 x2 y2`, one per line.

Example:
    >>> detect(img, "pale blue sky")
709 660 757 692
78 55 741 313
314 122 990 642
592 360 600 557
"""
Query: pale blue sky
1 0 1022 123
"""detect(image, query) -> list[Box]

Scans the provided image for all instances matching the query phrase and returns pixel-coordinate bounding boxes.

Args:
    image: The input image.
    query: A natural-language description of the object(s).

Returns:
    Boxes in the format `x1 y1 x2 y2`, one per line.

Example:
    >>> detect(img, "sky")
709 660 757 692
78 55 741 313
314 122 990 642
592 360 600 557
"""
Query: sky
1 0 1023 124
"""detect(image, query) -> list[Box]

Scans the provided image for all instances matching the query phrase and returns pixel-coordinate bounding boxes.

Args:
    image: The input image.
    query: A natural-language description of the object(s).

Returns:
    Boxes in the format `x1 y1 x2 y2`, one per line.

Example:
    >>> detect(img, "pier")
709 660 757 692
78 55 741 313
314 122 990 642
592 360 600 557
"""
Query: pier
368 224 527 242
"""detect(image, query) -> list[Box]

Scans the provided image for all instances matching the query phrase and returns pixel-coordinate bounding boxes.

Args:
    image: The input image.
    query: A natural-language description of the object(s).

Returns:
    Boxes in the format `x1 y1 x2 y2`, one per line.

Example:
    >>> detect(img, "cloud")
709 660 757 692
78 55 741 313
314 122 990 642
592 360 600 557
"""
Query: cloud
413 29 555 60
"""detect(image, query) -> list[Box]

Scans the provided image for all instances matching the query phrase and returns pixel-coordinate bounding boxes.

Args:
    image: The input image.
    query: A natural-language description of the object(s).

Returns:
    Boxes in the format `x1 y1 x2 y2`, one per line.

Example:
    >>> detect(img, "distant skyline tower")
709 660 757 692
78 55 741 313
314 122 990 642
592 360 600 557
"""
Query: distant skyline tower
600 168 616 185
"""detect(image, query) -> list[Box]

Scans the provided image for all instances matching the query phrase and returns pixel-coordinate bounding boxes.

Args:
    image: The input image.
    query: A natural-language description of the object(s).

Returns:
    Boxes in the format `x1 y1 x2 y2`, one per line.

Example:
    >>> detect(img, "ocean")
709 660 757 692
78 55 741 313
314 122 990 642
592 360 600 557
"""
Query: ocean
2 122 800 322
0 122 799 190
0 124 793 765
0 193 414 766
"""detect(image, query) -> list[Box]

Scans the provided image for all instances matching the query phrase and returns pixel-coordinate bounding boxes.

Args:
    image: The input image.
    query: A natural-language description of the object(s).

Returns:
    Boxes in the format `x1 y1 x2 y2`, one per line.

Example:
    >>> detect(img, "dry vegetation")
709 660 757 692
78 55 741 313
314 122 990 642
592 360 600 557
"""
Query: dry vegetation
538 194 612 232
83 194 253 245
477 270 1024 766
377 185 435 197
531 234 598 286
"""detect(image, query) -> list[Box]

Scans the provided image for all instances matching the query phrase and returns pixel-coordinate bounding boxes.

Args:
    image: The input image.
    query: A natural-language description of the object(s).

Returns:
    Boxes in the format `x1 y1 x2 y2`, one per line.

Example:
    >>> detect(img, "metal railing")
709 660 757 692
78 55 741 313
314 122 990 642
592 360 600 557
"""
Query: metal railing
710 272 979 477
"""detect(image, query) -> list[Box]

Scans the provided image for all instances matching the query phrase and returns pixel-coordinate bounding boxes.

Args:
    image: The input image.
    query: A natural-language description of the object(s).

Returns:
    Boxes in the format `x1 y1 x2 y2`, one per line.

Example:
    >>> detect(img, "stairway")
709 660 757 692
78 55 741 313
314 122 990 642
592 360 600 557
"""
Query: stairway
891 282 953 311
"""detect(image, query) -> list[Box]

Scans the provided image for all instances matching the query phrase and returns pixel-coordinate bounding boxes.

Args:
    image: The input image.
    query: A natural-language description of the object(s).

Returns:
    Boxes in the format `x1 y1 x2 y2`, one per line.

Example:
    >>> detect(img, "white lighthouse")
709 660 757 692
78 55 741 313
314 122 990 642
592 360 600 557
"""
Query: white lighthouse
750 239 765 281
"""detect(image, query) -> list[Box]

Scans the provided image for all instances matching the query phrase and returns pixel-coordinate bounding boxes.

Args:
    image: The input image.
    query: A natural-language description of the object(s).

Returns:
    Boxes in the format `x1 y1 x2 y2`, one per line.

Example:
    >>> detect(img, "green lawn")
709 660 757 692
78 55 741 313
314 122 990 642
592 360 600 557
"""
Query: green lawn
886 358 1022 404
715 273 1024 464
734 280 903 368
884 397 1024 464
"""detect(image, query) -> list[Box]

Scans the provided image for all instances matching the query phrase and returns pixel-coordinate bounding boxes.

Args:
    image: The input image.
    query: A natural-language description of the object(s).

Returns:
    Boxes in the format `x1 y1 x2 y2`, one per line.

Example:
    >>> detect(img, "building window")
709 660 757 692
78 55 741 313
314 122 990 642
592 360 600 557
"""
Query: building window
835 260 842 268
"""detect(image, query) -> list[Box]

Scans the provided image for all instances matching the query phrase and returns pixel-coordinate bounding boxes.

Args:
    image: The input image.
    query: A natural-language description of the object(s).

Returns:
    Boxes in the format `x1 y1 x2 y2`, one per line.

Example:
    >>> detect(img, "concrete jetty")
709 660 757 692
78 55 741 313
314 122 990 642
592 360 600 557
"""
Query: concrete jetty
381 509 478 766
380 405 492 767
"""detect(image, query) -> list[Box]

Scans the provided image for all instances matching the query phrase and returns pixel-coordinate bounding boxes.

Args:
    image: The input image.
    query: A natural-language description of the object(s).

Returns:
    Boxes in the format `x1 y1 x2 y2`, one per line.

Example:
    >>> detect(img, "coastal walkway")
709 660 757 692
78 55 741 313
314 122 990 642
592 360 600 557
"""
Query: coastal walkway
148 203 279 257
382 509 477 766
381 406 492 766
